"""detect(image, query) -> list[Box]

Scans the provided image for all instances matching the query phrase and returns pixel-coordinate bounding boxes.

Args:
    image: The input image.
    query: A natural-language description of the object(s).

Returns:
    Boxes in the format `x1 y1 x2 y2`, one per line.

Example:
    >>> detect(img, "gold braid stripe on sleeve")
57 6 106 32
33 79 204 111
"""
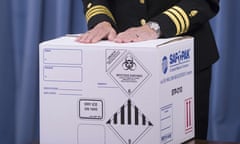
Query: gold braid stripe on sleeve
163 5 190 35
86 5 116 23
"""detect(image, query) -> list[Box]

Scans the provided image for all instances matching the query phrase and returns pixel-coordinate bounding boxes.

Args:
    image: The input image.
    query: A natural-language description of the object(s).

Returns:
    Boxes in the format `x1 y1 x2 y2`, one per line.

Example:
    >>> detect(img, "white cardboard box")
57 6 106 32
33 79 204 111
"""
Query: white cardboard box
39 36 194 144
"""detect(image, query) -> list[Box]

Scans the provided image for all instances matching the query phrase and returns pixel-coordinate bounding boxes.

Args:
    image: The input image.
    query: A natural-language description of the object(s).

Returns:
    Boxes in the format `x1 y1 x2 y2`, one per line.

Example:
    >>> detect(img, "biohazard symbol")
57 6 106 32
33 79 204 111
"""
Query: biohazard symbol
122 54 137 71
108 52 151 96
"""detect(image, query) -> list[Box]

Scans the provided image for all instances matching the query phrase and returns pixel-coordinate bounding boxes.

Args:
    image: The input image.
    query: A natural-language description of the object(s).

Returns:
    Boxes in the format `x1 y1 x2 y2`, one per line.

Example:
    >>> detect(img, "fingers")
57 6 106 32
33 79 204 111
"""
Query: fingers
76 22 116 43
114 31 139 43
107 29 117 41
76 24 158 43
76 29 105 43
113 25 158 43
76 31 94 43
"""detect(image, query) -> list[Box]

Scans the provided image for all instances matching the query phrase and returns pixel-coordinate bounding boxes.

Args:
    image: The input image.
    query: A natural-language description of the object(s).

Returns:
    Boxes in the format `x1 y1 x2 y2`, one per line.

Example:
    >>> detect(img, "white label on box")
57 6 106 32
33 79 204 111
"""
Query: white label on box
105 49 127 71
185 98 193 134
78 124 105 144
79 99 103 120
160 104 173 143
44 48 82 65
42 48 83 82
43 66 82 82
108 52 151 97
106 99 153 144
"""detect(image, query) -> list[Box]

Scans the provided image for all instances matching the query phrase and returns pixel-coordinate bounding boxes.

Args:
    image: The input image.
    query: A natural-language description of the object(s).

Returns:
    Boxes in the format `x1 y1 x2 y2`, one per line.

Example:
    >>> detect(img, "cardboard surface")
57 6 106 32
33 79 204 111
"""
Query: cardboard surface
39 36 194 144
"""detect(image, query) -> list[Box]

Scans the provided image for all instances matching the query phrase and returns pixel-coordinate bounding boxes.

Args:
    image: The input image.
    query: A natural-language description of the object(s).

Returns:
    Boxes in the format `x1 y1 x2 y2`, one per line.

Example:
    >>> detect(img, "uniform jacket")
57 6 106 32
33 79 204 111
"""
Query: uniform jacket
82 0 220 70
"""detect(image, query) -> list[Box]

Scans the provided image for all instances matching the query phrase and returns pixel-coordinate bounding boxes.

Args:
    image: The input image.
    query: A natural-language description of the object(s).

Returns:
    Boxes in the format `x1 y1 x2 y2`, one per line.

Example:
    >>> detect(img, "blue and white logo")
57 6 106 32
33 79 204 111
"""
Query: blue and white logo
160 48 192 84
169 49 190 65
162 56 168 74
162 49 191 74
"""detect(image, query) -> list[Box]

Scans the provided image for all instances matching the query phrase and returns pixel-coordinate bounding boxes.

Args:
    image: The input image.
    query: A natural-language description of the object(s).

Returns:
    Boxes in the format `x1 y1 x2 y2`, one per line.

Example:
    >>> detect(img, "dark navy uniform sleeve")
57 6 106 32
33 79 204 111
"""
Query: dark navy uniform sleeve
82 0 116 29
150 0 219 37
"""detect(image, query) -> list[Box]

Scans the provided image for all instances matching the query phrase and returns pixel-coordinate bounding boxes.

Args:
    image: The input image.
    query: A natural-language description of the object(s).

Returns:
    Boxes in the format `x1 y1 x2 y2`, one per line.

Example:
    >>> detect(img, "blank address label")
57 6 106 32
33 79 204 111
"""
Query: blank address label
79 99 103 120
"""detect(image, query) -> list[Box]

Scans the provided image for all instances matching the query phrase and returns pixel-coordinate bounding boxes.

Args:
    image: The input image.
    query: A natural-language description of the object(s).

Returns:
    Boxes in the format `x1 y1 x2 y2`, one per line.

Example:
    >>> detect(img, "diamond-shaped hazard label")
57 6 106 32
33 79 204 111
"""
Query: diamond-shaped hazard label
108 52 151 96
106 100 153 144
105 49 127 72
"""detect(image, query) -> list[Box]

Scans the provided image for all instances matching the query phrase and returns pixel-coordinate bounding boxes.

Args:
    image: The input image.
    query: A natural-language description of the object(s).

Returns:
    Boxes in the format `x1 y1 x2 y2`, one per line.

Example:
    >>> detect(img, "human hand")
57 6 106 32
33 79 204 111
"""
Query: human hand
113 24 159 43
76 21 117 43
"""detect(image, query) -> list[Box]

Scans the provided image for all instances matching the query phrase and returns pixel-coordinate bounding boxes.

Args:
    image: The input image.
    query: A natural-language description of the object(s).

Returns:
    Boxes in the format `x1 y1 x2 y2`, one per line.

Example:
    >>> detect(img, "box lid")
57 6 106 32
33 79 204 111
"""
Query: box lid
40 35 192 48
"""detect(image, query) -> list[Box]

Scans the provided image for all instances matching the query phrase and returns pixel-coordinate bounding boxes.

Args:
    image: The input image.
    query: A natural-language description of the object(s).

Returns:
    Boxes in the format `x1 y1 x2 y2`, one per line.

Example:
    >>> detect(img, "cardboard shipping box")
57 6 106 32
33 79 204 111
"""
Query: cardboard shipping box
39 36 194 144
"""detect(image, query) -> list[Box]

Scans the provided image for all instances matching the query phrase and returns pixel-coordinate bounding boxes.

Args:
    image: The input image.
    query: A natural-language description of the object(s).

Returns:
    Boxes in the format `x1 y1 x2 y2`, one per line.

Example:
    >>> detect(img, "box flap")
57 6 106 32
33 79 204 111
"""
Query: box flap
40 35 192 48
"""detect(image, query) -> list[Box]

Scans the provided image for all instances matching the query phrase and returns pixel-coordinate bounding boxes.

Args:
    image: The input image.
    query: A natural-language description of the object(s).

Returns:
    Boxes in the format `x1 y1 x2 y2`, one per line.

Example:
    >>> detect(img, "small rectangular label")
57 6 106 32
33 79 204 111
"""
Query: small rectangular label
44 48 82 65
185 98 193 133
160 104 173 144
43 66 82 82
79 99 103 120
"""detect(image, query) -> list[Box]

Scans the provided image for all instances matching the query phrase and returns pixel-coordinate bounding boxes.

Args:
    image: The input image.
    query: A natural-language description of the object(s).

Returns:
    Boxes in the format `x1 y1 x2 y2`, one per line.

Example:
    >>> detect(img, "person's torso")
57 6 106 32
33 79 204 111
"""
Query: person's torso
107 0 219 69
109 0 179 32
